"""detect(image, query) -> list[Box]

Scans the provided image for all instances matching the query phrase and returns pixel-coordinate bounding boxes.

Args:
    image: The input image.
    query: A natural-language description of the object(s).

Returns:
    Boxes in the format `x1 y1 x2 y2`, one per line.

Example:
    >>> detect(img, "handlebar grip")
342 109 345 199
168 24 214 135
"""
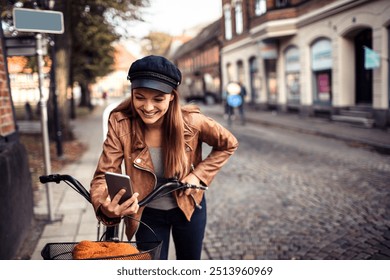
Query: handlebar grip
39 174 62 184
187 183 208 191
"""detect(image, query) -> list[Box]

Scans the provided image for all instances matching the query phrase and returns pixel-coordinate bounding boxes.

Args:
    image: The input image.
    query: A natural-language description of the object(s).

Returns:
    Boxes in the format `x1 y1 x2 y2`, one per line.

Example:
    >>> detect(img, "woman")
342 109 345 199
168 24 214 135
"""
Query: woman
90 55 238 260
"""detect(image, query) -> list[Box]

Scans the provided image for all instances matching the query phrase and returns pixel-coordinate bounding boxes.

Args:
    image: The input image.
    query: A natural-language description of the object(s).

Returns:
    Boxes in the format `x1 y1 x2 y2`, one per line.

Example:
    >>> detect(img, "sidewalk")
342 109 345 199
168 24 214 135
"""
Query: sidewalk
31 102 107 259
208 105 390 153
30 100 390 260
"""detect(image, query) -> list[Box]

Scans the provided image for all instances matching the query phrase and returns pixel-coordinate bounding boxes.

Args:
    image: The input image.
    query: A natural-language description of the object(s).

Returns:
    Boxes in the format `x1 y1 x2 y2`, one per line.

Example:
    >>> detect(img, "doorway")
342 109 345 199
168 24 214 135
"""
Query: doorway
355 29 373 104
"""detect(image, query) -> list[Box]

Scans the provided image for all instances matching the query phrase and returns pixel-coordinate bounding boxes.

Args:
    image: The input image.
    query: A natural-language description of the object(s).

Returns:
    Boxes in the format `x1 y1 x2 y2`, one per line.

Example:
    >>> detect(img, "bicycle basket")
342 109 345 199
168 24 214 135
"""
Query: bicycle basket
41 241 162 260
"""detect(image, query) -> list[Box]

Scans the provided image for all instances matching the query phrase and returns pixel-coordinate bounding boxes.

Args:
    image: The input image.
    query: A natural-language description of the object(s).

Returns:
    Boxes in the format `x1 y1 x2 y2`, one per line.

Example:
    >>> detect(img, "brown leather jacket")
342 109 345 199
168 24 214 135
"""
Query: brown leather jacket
90 106 238 238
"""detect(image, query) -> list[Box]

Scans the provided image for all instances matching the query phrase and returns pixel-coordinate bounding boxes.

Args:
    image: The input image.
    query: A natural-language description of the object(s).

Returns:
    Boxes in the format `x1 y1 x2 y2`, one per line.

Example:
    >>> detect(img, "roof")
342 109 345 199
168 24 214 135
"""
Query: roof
172 18 222 60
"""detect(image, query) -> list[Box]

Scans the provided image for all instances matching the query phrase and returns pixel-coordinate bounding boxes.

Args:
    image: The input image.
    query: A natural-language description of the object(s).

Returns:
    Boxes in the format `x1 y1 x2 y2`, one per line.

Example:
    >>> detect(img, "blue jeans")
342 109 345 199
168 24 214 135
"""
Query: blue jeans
136 197 207 260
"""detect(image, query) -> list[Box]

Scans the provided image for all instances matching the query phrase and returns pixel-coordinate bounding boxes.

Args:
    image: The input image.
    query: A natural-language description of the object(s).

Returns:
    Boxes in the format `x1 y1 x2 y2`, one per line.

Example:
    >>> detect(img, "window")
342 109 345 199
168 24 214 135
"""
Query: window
226 63 233 82
224 5 232 40
235 1 243 34
249 57 261 103
255 0 267 16
275 0 289 8
237 60 244 83
311 39 332 103
284 46 300 102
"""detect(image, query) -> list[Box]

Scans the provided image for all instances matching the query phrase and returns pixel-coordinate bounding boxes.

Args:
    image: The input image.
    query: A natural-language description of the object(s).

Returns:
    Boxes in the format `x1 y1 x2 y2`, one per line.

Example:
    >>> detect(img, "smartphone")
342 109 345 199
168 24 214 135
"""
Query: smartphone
105 172 133 204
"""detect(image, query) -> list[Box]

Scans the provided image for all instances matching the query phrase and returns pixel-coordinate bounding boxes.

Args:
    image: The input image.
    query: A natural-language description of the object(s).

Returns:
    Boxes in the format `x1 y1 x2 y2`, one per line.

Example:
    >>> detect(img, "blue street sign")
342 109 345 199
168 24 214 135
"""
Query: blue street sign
13 8 64 34
227 94 243 108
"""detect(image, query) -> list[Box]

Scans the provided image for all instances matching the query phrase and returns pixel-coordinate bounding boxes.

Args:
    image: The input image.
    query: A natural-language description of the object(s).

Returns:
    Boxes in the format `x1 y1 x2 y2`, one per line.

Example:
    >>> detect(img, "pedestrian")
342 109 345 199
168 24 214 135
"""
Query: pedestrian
238 82 246 125
90 55 238 260
225 81 246 126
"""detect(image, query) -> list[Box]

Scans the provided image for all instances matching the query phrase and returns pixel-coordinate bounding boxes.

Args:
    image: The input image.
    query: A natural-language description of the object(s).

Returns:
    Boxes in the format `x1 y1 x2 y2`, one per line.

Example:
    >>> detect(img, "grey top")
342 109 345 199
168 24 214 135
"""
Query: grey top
147 147 177 210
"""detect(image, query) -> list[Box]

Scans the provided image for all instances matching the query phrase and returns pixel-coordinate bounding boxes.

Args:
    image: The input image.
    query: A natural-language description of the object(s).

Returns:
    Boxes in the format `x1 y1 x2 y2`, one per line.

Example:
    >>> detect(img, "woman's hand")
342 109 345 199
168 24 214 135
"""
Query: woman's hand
99 188 139 218
179 172 201 197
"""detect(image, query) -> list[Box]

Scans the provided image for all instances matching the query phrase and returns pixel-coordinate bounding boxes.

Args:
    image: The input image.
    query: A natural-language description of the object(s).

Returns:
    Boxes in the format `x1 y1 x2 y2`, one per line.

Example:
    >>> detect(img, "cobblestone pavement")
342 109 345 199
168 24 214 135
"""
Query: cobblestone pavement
201 110 390 260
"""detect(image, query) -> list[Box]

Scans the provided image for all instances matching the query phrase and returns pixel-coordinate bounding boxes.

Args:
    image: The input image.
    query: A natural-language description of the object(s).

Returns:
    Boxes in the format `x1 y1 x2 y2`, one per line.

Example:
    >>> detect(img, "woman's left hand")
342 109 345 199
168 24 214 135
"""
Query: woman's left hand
179 172 200 197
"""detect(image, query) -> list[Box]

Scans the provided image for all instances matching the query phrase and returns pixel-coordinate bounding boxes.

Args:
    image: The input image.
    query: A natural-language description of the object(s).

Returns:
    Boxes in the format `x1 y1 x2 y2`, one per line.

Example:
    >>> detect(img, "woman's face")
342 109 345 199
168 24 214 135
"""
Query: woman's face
132 87 174 128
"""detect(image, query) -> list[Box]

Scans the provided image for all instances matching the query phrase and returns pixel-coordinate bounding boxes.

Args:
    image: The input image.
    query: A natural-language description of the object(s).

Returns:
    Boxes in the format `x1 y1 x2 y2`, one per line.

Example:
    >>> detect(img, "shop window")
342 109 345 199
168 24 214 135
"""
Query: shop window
236 60 244 83
284 46 300 103
265 59 277 103
315 71 332 102
226 62 233 82
311 39 332 104
249 57 261 103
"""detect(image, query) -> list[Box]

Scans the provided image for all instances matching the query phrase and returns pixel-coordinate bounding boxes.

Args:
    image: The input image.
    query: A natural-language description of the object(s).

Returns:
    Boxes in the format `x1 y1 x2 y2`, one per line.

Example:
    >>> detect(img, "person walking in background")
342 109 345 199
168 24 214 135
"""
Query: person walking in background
238 82 247 125
90 55 238 260
225 81 246 126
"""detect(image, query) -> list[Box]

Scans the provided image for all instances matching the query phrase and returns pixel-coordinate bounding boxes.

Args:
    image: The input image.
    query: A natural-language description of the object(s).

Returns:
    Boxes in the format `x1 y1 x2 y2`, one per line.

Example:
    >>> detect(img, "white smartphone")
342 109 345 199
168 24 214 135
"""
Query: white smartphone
105 172 133 204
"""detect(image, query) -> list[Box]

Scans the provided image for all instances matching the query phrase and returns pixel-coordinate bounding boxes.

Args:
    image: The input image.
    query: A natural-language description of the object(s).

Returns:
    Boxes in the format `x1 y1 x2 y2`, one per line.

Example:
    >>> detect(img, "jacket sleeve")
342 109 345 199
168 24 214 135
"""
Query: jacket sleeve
190 112 238 186
90 113 125 213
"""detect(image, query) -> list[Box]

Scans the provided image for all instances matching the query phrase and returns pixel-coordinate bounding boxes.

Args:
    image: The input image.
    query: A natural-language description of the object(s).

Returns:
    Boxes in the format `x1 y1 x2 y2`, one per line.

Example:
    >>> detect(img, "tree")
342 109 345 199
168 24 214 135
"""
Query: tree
1 0 150 140
67 0 150 113
141 31 172 56
70 2 118 108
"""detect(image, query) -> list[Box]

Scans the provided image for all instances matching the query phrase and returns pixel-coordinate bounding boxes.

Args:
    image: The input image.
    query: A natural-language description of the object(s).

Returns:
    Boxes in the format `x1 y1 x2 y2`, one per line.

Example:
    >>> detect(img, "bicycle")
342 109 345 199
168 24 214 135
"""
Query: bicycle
38 174 207 260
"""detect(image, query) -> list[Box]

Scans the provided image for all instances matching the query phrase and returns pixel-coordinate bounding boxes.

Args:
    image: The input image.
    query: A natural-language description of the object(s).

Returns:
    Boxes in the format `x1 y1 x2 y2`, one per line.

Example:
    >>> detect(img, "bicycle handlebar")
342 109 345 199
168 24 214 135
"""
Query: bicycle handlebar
39 174 91 203
39 174 207 207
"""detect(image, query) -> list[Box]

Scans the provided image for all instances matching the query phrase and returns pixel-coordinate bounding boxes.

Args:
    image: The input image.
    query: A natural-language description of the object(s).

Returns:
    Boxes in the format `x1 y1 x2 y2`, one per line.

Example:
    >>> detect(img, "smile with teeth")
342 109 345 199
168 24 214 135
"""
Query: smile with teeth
142 110 158 117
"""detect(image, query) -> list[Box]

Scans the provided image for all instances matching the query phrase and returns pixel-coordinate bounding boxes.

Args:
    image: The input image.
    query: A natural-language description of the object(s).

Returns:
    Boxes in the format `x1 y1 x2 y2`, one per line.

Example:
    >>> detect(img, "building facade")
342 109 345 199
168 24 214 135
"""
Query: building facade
173 19 223 104
221 0 390 128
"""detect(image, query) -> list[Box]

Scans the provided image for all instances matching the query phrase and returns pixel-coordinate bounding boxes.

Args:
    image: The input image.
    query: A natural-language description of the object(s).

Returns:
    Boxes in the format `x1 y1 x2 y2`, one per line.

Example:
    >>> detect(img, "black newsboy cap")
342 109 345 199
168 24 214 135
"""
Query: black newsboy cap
127 55 182 93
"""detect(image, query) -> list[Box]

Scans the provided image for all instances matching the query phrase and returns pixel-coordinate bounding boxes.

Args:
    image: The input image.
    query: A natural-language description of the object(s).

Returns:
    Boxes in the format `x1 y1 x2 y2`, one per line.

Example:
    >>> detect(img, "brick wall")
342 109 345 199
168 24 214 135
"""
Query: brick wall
0 38 16 137
0 33 33 260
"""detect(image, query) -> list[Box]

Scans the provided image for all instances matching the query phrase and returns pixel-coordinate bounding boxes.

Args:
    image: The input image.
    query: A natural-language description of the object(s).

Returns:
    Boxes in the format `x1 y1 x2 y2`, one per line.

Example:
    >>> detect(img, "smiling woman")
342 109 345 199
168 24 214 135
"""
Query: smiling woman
133 88 174 129
90 55 238 260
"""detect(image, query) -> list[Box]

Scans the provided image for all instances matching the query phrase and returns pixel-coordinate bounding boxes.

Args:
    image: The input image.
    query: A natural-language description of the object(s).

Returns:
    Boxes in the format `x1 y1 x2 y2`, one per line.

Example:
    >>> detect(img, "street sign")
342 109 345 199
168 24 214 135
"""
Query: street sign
364 46 380 69
13 8 64 34
12 7 64 222
5 36 37 56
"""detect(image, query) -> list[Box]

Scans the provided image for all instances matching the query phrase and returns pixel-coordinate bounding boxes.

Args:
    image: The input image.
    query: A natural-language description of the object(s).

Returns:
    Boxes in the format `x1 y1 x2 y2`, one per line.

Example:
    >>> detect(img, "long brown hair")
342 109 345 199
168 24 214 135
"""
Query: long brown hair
113 89 189 180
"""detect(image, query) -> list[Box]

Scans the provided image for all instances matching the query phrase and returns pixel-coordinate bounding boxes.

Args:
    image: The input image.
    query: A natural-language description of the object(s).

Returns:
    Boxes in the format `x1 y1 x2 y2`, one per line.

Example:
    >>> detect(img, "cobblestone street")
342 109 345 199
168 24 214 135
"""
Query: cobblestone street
201 110 390 260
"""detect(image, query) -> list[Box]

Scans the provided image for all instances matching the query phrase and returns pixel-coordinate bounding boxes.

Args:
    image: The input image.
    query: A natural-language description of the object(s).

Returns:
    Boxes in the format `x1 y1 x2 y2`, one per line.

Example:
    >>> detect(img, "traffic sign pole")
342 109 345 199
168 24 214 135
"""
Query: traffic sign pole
36 33 54 222
13 8 64 223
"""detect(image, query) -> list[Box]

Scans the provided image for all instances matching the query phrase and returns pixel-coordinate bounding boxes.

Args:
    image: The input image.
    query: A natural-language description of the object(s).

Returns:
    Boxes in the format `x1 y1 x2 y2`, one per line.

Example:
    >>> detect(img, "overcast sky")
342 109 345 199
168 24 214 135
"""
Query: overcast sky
128 0 222 38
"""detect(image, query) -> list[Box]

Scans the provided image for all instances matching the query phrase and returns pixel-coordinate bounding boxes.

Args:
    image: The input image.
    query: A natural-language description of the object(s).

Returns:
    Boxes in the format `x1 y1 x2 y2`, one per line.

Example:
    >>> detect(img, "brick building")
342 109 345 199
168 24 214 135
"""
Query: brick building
173 19 223 104
0 26 34 259
220 0 390 128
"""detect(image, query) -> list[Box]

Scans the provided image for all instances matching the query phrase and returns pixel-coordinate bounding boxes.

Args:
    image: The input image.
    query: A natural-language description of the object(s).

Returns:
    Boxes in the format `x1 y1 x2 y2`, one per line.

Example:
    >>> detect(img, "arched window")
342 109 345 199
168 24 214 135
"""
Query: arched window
237 60 244 83
311 38 332 104
249 56 261 103
284 46 300 103
226 62 233 82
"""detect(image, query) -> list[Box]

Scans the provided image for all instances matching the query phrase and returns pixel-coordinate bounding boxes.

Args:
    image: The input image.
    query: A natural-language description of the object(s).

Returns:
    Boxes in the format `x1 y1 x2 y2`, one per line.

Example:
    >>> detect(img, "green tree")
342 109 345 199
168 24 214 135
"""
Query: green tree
67 0 150 111
141 31 172 56
1 0 150 140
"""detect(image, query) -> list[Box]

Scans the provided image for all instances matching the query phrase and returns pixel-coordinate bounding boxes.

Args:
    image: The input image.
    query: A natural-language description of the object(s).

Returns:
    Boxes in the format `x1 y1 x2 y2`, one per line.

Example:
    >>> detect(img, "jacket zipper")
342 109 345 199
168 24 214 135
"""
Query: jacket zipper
133 163 158 190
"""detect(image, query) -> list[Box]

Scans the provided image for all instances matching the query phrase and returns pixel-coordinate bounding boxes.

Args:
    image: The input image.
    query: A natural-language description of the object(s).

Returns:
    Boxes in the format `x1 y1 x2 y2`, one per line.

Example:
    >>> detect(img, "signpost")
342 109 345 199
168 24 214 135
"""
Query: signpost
13 8 64 222
364 46 380 70
4 36 37 56
13 8 64 34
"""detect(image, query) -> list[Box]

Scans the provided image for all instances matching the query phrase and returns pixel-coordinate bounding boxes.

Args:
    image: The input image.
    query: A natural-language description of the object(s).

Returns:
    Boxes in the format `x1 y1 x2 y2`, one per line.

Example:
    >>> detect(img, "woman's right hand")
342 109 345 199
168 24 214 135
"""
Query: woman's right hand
99 189 140 218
